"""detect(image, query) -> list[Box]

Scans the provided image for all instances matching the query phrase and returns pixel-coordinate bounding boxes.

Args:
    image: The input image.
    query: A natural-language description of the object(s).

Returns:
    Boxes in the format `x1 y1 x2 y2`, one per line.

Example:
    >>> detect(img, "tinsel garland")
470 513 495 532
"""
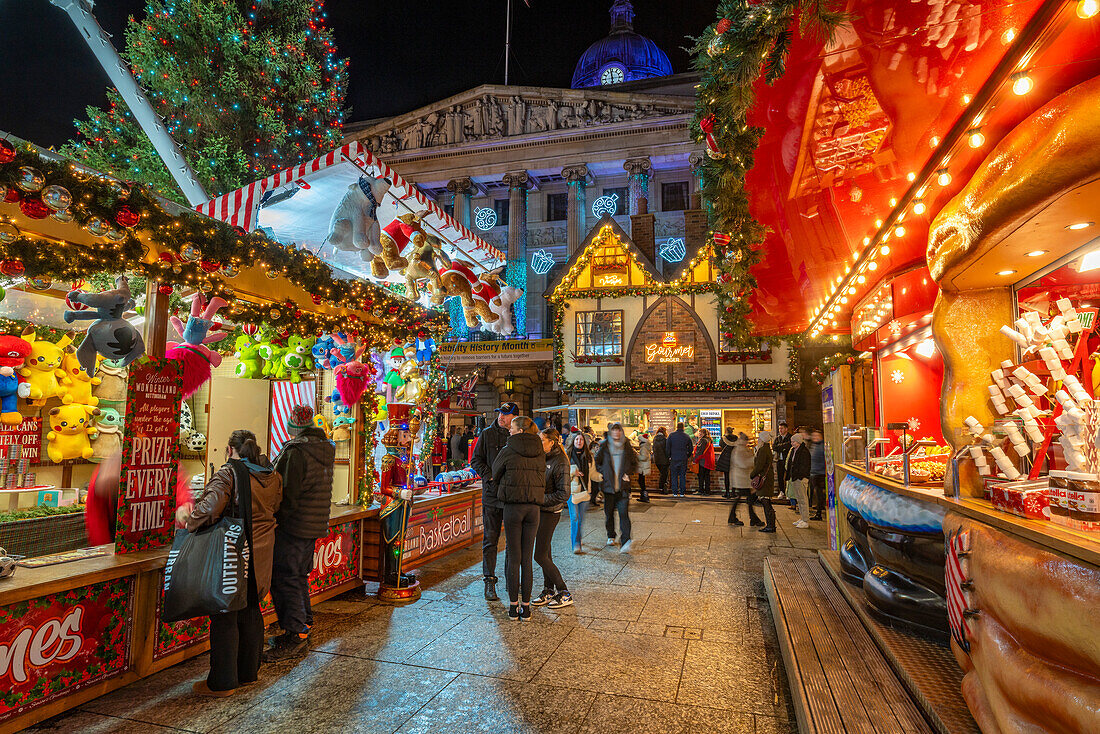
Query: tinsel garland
0 146 446 347
549 281 716 304
560 378 787 394
691 1 844 342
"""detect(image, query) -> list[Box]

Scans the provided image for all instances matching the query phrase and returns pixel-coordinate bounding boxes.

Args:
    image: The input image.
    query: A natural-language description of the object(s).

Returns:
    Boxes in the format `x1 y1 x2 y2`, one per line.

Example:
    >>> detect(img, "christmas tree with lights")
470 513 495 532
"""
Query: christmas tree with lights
62 0 348 203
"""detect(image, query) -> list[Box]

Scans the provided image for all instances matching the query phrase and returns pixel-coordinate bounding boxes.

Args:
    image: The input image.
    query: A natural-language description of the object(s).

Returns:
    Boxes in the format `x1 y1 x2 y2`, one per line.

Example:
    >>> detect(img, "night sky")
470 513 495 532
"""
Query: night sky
2 0 714 149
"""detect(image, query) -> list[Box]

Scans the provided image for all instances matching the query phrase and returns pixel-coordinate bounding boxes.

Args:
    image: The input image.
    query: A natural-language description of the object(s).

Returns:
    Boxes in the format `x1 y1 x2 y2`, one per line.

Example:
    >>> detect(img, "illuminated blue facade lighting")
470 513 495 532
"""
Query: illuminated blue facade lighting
530 249 555 275
591 193 619 217
474 207 498 231
659 237 686 263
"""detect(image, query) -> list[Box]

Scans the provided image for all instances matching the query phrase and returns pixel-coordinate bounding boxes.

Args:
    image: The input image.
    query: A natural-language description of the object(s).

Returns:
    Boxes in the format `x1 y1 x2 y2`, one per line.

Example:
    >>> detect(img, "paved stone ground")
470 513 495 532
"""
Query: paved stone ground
31 497 827 734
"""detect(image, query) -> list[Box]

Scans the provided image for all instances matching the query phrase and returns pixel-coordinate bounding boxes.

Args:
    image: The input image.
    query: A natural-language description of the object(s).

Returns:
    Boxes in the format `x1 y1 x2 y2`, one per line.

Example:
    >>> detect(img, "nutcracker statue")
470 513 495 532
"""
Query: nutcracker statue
376 403 426 602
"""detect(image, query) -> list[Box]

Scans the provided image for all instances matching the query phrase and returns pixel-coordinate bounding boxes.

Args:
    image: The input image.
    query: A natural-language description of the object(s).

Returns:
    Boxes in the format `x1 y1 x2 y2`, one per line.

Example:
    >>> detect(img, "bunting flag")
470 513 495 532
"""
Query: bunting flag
270 379 317 455
456 374 478 410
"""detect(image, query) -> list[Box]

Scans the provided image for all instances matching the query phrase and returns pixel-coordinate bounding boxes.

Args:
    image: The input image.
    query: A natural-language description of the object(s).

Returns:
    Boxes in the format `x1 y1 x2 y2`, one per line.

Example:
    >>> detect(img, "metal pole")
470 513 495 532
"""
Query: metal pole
505 0 511 85
50 0 211 206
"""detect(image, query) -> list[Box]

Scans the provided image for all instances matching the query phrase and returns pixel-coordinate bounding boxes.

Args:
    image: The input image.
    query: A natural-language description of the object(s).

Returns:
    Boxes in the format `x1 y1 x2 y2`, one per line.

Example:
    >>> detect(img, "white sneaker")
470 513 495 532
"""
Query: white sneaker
793 520 809 529
573 545 583 554
606 538 617 546
619 540 634 553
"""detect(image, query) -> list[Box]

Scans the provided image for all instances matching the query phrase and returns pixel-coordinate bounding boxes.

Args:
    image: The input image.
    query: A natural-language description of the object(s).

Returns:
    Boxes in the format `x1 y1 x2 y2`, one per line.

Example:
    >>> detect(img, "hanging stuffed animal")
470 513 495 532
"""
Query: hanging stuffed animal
93 357 128 407
19 328 74 407
371 210 428 279
331 414 356 442
438 257 486 330
63 276 145 376
312 412 332 435
282 335 316 384
383 346 406 402
166 294 229 397
46 403 100 462
90 407 122 463
334 344 372 406
312 334 336 370
325 388 350 417
370 393 388 423
403 233 446 303
327 174 391 261
328 333 356 369
0 335 31 425
60 347 100 406
475 269 523 336
233 334 265 379
414 332 437 363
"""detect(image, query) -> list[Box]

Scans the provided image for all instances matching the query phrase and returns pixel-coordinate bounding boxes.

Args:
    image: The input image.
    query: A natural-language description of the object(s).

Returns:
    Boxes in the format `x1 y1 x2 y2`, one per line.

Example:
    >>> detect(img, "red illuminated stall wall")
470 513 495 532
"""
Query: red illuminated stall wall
876 350 944 446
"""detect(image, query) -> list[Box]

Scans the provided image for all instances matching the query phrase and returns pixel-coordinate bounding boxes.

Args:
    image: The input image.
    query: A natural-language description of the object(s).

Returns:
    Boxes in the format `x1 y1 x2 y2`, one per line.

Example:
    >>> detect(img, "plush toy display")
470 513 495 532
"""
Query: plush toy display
282 335 316 384
438 261 520 333
179 402 194 443
90 407 122 463
329 333 356 369
261 341 290 379
93 357 128 406
19 328 75 406
325 388 350 417
46 403 100 462
233 334 265 379
63 276 145 375
60 347 100 406
0 335 31 425
370 394 388 423
166 295 229 397
414 334 437 363
313 413 332 434
331 414 355 442
397 360 427 404
312 334 336 370
403 233 446 303
184 432 207 453
334 344 372 406
327 174 391 262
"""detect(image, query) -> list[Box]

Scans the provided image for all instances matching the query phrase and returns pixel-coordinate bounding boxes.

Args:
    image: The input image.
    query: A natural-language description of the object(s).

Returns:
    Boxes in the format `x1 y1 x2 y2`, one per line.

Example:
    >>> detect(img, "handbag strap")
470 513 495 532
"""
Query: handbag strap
226 460 254 545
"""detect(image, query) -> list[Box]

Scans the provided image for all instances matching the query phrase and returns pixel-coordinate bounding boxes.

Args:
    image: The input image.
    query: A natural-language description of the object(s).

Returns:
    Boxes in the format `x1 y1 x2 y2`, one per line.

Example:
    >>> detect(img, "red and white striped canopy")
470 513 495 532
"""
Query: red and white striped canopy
195 141 503 270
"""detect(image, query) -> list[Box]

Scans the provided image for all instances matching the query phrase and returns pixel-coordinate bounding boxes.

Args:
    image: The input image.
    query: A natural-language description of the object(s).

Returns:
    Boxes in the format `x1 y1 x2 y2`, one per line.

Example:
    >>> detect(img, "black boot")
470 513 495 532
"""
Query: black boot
484 576 499 601
727 502 744 526
639 490 650 503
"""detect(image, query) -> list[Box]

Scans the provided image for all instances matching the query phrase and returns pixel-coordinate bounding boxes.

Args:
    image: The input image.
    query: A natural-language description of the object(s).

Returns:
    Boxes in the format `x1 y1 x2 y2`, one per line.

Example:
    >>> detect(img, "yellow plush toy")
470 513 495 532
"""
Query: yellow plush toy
60 347 100 406
19 327 75 407
46 403 100 462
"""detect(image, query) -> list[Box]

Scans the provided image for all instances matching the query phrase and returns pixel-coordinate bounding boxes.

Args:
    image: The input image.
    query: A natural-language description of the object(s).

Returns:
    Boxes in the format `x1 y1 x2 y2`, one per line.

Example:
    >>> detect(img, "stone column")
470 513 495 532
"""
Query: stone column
624 157 652 215
502 171 530 335
562 164 589 255
446 177 475 229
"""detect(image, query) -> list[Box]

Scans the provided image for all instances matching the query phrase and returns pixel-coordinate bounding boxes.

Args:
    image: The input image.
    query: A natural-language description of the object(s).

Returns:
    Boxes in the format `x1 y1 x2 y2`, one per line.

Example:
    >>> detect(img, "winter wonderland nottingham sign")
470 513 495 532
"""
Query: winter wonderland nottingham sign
474 207 498 231
591 193 619 217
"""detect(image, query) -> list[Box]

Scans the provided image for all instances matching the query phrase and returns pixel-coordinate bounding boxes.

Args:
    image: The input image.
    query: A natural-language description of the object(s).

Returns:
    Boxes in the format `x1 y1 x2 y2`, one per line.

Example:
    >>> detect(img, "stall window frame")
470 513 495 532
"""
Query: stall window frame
575 309 625 358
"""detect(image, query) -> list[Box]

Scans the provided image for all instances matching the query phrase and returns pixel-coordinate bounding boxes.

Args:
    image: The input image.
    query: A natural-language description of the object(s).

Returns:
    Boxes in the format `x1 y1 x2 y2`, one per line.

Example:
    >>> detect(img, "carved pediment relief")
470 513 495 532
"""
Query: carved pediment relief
358 84 693 155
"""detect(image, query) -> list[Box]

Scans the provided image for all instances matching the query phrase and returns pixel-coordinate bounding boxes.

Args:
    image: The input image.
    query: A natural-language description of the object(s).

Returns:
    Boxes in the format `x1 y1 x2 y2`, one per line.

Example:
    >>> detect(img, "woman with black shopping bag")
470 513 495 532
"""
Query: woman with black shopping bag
176 430 282 696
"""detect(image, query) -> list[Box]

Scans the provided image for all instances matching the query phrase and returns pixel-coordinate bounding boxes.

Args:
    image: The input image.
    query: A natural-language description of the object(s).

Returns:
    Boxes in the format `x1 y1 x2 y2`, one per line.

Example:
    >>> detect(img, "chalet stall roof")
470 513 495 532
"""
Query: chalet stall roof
545 214 661 295
196 141 504 295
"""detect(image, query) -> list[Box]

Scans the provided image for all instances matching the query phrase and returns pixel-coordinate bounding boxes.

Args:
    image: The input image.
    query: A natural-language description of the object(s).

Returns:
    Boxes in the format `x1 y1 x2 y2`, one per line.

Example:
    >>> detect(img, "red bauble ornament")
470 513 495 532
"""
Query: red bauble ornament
114 205 140 228
388 305 399 314
3 187 20 203
19 197 49 220
199 259 219 273
393 337 402 346
361 298 373 309
158 284 174 295
311 294 323 305
0 259 24 276
295 309 303 318
0 139 15 164
716 18 732 34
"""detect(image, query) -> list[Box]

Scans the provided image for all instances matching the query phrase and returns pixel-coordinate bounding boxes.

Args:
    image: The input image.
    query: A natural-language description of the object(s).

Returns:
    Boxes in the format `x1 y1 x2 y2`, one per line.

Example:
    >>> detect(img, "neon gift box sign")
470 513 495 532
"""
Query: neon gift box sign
645 331 695 363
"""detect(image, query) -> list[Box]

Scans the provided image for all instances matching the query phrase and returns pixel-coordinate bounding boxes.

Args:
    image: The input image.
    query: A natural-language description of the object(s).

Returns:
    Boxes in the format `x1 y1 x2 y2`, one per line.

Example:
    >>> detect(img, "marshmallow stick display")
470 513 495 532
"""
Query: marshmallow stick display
989 446 1022 480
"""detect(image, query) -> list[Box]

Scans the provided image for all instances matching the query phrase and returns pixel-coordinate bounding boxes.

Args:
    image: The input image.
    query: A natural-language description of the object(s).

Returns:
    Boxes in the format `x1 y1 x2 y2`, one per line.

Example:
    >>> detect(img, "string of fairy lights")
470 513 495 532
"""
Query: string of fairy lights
806 0 1097 340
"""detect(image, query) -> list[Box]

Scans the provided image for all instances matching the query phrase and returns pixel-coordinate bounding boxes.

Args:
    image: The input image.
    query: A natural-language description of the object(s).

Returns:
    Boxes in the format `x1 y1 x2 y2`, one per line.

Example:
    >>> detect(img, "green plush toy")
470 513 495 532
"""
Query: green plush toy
233 334 265 379
91 406 123 463
282 335 317 384
258 340 288 379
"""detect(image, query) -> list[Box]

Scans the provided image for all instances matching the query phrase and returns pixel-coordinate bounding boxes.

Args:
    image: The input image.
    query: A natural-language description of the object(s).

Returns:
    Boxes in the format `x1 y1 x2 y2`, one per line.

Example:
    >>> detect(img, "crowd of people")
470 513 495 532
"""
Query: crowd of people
467 402 830 617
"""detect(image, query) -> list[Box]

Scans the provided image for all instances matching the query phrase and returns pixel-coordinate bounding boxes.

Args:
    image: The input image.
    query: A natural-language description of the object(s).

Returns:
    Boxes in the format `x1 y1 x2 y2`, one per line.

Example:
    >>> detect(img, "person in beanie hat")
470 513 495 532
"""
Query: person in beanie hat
263 404 336 662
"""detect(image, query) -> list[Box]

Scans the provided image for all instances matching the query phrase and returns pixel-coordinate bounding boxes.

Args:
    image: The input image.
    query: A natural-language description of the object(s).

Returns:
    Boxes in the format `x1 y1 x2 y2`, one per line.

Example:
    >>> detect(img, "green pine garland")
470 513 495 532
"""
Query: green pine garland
691 1 845 343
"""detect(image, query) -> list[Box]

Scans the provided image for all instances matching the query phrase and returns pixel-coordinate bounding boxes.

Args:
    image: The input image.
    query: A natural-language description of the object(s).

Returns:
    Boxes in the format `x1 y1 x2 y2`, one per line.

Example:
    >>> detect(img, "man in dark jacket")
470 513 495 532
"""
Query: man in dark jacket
653 427 670 494
491 416 546 619
666 422 693 497
265 405 335 661
773 421 792 497
471 402 519 601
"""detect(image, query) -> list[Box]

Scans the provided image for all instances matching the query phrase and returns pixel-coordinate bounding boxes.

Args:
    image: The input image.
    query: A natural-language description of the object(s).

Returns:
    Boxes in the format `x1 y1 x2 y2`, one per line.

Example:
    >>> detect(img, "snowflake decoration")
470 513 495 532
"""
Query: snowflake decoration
891 369 904 384
474 207 498 231
907 417 921 431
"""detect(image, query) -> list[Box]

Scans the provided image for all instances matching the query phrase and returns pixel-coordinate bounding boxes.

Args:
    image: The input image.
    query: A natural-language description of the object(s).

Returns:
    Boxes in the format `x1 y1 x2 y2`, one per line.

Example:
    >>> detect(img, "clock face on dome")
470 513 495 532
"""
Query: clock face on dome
600 65 625 85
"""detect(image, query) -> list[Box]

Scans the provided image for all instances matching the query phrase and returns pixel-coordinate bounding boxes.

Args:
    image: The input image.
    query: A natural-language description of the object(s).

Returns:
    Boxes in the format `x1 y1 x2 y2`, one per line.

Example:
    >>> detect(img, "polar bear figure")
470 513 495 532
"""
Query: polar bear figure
327 174 392 258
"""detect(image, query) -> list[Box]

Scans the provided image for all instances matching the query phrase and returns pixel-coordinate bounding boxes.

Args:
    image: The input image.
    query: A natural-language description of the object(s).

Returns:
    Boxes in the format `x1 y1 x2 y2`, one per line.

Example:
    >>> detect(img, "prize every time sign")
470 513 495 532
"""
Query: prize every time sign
115 360 182 553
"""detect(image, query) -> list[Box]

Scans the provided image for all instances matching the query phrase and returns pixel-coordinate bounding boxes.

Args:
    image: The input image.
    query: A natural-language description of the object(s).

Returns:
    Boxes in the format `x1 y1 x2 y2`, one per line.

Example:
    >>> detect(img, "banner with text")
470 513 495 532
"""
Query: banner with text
441 339 553 363
0 416 41 463
115 359 182 554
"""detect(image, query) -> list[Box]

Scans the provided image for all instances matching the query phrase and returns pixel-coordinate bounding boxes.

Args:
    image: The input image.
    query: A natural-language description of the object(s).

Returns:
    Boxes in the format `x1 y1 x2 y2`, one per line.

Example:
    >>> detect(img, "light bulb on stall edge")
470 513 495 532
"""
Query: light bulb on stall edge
913 200 926 215
1078 0 1099 19
881 245 891 255
968 128 985 148
937 169 952 186
1011 72 1034 96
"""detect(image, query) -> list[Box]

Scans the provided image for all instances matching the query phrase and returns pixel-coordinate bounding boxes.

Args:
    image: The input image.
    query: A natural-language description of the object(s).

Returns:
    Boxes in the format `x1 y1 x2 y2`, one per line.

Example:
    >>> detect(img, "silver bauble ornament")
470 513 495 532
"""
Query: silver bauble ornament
180 244 202 262
16 167 45 192
221 263 240 278
105 227 126 242
85 217 109 236
50 208 74 223
0 221 18 244
28 276 52 291
40 185 72 211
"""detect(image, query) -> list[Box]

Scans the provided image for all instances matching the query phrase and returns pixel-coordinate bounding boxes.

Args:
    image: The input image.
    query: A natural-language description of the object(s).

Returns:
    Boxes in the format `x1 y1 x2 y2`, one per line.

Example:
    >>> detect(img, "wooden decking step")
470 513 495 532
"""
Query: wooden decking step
764 556 935 734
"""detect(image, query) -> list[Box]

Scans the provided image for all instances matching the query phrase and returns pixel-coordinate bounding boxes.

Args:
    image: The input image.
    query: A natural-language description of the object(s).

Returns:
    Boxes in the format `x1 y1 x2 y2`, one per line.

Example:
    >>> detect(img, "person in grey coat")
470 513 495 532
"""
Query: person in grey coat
594 423 638 552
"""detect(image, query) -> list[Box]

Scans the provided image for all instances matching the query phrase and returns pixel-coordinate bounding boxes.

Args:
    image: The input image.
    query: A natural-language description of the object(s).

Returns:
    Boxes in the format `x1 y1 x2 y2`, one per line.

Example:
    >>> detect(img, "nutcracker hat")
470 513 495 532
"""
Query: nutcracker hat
386 402 412 427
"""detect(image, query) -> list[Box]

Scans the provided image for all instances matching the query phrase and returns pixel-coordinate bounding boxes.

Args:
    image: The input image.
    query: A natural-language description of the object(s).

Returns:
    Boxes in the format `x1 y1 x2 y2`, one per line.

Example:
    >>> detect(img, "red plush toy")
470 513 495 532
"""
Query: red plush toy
0 335 31 425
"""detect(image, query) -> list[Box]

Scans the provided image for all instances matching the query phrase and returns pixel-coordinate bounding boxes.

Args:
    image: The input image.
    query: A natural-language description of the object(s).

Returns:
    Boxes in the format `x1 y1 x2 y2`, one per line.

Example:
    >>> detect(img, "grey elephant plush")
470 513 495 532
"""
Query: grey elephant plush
63 276 146 376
